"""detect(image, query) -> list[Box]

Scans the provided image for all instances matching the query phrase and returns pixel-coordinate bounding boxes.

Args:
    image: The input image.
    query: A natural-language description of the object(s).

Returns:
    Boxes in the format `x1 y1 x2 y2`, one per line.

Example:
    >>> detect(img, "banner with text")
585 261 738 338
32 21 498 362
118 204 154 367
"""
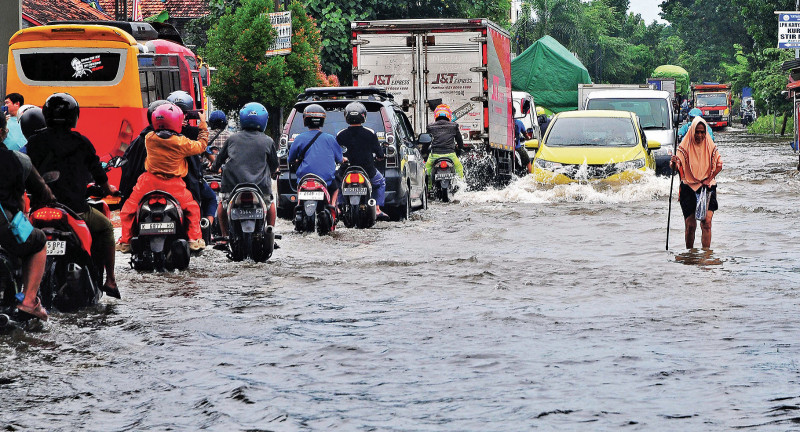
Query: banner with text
266 11 292 56
778 11 800 49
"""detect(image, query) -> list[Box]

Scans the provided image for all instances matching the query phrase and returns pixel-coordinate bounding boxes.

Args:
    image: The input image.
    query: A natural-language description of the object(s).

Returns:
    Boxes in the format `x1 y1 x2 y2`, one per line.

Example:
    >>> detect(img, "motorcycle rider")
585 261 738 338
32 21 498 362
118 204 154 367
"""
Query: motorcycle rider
513 106 531 174
25 93 121 299
117 103 209 252
211 102 279 242
335 102 389 220
288 104 343 207
424 104 465 188
0 114 56 320
678 108 715 142
119 100 169 202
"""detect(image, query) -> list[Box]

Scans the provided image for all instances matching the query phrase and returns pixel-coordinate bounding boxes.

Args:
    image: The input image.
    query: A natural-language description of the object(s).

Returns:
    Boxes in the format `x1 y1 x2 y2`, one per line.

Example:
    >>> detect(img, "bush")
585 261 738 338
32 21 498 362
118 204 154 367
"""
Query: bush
747 113 795 135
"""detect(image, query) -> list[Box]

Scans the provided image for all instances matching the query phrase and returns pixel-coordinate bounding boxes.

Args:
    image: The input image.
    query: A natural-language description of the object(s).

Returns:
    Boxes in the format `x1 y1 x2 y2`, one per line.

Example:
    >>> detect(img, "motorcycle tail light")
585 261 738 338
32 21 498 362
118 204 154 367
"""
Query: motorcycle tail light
236 191 256 206
347 173 365 184
305 180 319 189
210 181 220 191
32 208 65 222
149 197 167 205
439 161 449 169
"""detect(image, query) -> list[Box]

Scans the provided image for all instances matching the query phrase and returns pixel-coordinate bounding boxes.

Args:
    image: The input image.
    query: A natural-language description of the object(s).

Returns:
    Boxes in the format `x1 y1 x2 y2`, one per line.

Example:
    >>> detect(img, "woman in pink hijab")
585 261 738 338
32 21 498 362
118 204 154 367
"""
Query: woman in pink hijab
670 117 723 249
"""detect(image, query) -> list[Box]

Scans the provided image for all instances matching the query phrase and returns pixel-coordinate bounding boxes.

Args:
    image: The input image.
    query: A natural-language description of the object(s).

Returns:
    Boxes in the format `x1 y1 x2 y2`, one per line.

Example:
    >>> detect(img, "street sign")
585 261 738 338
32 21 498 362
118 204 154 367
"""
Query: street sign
777 11 800 49
266 11 292 57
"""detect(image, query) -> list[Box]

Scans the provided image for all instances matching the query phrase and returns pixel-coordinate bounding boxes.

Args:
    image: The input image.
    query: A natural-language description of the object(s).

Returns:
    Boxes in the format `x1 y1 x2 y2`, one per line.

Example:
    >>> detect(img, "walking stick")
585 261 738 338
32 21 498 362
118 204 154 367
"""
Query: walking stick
666 116 680 250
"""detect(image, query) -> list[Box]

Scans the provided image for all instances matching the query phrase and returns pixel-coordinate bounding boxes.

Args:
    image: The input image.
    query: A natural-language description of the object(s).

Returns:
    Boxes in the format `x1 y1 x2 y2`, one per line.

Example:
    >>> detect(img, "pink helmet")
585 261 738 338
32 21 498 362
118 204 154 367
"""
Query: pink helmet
151 103 184 133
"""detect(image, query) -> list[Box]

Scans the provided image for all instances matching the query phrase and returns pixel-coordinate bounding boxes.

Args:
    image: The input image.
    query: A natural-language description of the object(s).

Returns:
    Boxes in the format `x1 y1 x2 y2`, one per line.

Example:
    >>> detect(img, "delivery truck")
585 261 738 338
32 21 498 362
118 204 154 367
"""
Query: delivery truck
351 18 516 184
691 83 732 128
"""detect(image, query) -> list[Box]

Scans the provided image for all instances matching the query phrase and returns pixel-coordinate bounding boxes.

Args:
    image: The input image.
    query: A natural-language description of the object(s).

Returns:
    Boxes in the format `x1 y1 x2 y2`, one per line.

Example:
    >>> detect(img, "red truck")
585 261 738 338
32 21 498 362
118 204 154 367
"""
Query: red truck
691 84 732 128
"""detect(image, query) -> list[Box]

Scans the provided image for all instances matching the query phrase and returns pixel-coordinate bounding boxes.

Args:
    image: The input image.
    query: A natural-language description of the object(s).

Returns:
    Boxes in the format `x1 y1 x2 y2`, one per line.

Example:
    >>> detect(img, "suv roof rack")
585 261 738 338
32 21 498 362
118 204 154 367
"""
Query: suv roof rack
298 86 394 102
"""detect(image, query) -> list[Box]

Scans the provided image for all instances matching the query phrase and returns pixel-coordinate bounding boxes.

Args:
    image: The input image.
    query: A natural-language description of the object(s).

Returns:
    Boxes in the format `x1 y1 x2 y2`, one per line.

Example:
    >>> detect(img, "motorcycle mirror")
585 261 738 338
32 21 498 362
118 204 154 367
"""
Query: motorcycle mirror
341 146 348 154
417 133 433 145
42 171 60 184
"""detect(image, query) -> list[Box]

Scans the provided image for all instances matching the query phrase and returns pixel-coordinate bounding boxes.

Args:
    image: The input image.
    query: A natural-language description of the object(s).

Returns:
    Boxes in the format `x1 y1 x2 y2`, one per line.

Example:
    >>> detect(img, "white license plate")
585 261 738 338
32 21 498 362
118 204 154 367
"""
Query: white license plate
298 191 325 201
45 240 66 256
139 222 176 235
342 187 368 196
435 172 456 180
231 207 264 220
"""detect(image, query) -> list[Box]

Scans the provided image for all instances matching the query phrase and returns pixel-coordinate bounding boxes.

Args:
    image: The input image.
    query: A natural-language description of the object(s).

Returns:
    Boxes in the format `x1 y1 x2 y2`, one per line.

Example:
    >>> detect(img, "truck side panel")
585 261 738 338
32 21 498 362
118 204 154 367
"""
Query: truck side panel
354 32 418 123
487 26 512 151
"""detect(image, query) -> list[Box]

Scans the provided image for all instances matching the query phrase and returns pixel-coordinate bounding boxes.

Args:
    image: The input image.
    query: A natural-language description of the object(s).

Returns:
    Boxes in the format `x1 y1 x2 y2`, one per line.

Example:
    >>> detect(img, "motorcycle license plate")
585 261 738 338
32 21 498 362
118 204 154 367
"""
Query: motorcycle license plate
139 222 176 235
435 172 456 180
342 187 368 196
231 207 264 220
45 240 66 256
298 191 325 201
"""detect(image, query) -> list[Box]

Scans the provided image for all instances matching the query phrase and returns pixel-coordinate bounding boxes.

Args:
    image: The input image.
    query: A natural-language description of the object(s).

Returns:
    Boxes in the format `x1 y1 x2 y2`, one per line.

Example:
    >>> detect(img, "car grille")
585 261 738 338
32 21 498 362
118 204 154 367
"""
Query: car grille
707 110 721 115
554 164 623 180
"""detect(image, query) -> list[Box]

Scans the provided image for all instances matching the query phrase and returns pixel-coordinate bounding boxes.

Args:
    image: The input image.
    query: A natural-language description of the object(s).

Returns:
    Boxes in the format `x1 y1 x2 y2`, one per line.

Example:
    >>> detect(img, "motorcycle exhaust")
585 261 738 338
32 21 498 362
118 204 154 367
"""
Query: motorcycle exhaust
0 314 9 328
200 218 211 229
367 199 376 208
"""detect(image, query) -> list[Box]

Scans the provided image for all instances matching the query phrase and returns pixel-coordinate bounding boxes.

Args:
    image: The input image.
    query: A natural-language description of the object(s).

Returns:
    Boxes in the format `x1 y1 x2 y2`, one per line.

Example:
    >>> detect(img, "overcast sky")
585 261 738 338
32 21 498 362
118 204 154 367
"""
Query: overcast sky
628 0 666 24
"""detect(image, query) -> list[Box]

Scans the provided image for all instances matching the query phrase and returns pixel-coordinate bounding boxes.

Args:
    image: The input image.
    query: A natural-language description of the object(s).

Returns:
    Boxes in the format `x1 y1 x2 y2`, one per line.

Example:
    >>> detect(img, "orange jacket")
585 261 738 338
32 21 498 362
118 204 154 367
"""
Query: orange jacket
144 121 208 179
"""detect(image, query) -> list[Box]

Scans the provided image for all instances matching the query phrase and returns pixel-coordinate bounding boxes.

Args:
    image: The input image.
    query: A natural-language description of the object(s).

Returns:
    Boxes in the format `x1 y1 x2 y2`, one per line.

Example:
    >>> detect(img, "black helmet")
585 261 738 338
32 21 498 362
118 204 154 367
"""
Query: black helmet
43 93 79 129
147 100 170 126
303 104 326 128
19 106 47 139
167 90 194 112
344 102 367 125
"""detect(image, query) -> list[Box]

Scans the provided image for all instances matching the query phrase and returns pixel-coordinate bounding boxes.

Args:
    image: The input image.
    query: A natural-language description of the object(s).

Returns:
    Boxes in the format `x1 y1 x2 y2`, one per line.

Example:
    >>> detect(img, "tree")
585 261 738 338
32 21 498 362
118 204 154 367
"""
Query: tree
202 0 332 126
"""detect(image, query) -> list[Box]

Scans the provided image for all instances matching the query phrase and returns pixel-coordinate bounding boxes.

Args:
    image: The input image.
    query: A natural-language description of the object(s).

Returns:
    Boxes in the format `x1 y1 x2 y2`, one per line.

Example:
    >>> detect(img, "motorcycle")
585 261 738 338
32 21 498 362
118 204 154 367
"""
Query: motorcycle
741 109 755 127
339 165 376 229
224 184 275 262
430 156 459 202
86 155 127 217
129 190 191 272
294 173 336 235
202 171 223 245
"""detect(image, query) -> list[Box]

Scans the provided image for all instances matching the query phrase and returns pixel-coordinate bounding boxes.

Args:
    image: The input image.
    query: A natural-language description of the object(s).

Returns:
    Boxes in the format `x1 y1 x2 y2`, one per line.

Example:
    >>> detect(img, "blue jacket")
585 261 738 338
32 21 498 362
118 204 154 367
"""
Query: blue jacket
288 129 342 187
514 119 526 149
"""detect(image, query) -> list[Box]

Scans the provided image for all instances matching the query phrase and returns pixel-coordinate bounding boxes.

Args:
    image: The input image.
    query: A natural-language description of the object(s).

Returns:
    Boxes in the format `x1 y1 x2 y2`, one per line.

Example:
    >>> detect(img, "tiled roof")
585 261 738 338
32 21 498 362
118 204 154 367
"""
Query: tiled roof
23 0 113 25
95 0 209 19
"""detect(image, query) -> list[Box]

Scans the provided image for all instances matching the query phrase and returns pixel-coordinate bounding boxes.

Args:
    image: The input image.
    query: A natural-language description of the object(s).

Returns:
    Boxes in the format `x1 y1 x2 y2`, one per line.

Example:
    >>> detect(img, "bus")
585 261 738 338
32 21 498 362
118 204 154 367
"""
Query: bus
6 22 202 186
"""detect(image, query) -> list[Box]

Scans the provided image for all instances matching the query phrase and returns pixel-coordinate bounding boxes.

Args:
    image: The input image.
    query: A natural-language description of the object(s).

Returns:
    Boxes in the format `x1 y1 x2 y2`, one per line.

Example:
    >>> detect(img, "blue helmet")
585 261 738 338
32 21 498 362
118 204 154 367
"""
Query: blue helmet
208 110 227 130
688 108 703 119
239 102 268 132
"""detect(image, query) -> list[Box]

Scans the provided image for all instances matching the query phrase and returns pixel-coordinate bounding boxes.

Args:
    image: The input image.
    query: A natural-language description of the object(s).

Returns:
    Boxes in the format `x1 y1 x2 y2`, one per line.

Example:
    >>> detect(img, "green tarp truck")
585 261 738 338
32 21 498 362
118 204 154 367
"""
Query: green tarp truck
511 35 591 113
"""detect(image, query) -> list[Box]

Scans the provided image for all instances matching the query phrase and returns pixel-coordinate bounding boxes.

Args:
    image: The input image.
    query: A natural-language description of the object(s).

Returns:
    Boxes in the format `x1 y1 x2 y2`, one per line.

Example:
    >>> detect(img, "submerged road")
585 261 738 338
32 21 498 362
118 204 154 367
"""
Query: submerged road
2 128 800 430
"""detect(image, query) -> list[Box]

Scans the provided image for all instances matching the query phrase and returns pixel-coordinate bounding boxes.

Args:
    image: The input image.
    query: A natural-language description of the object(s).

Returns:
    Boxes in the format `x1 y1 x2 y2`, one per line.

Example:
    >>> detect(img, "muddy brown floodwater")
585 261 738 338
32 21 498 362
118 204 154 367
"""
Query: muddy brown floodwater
3 127 800 430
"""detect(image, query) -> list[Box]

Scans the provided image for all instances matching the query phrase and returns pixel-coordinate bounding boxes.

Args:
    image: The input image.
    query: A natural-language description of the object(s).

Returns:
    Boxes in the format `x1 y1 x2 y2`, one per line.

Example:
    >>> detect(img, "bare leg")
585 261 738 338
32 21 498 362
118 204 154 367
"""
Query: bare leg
700 211 714 249
103 241 117 289
21 247 46 307
684 215 697 249
217 202 228 237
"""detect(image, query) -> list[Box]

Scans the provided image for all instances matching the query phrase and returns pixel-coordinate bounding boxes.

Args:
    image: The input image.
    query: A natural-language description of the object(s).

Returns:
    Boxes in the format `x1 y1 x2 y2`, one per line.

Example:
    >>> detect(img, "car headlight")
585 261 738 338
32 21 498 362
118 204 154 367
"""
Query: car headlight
614 158 646 172
534 158 563 171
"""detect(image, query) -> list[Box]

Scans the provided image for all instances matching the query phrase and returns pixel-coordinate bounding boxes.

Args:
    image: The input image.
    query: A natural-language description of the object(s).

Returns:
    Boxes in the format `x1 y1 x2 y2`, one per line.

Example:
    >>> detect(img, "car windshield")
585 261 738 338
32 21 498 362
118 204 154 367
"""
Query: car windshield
696 93 728 107
289 103 385 137
546 117 637 147
586 98 669 129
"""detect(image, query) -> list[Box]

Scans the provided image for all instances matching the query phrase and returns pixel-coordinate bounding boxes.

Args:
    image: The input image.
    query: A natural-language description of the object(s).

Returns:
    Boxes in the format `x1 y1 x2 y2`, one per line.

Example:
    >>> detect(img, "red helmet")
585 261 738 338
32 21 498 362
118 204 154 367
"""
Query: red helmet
151 103 184 133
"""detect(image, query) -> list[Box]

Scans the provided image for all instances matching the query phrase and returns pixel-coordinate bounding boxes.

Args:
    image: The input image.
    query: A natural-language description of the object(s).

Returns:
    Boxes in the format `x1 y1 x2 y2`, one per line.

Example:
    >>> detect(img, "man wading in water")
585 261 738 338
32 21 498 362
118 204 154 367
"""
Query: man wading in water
670 117 723 249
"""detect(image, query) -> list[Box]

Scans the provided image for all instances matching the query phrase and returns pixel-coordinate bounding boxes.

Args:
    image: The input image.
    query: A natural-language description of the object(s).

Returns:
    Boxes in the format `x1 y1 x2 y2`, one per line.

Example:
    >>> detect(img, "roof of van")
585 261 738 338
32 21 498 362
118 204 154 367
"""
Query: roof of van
585 89 671 100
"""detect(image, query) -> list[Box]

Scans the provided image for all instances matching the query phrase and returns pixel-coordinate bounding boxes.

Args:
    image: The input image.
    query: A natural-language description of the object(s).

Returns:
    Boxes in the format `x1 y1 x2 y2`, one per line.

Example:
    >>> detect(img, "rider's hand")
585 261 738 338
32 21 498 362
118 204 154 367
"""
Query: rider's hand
198 111 207 124
104 183 118 196
342 157 349 163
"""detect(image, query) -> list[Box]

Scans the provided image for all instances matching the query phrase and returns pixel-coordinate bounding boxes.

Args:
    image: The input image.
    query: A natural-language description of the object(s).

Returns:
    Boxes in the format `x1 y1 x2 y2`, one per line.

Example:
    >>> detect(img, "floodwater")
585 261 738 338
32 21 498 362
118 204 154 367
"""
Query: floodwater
3 127 800 430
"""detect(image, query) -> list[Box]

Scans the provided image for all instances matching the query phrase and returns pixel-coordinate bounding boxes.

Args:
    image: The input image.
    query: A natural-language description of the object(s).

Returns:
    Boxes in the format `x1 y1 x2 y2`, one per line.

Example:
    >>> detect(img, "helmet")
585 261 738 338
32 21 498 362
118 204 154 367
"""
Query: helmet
43 93 79 128
147 100 170 126
167 90 194 112
239 102 268 132
536 106 545 115
19 106 47 139
688 108 703 119
208 110 227 130
303 104 326 128
344 102 367 125
434 104 452 121
151 103 184 133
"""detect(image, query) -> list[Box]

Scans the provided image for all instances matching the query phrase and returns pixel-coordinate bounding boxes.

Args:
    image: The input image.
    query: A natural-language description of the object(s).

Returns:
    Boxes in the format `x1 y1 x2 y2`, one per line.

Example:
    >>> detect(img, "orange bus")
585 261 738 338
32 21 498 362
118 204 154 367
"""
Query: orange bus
6 22 199 186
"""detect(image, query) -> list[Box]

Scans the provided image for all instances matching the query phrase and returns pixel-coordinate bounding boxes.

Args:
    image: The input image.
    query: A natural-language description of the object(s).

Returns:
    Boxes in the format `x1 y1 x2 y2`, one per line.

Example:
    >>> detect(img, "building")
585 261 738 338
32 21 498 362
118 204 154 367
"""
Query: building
22 0 113 27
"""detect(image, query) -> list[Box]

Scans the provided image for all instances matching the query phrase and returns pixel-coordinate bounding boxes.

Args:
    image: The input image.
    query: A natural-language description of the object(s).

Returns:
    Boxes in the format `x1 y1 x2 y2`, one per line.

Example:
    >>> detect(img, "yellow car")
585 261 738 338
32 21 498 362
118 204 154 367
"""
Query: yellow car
525 110 661 184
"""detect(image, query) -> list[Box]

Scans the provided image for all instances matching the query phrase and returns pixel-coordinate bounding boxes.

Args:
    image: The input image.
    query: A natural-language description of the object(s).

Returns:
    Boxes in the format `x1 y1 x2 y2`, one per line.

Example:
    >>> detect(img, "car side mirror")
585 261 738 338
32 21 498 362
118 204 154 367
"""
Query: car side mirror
647 140 661 150
417 133 432 145
525 139 540 150
521 99 531 115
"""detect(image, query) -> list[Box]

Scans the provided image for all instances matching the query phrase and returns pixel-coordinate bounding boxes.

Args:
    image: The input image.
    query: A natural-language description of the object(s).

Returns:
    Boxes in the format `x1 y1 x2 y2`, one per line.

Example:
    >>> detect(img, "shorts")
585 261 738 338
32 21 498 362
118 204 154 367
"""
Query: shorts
0 217 46 259
679 183 718 219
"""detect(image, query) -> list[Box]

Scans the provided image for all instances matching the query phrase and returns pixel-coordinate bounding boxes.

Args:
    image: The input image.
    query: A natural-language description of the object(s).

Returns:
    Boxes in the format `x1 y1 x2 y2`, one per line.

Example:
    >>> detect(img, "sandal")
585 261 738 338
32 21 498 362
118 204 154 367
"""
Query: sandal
101 284 121 299
17 297 48 321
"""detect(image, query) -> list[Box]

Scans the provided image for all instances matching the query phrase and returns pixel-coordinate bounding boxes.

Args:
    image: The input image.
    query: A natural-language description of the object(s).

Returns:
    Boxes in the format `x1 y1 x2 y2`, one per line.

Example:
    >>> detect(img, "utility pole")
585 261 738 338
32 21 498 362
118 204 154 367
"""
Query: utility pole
0 0 21 98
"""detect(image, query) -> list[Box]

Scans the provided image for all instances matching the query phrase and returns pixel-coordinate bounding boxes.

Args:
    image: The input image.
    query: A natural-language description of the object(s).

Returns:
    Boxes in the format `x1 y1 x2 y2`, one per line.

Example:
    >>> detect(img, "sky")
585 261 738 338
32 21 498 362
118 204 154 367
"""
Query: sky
628 0 667 24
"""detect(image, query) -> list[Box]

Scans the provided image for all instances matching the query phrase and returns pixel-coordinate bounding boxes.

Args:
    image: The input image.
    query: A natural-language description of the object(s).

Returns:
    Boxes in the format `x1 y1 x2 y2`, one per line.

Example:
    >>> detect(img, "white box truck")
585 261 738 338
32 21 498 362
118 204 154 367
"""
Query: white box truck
351 18 516 183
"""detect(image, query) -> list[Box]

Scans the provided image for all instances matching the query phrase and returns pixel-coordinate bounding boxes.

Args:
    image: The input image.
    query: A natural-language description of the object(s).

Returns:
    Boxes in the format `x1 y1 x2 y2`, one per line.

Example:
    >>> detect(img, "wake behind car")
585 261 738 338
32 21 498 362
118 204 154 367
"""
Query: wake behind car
277 86 428 221
527 110 661 184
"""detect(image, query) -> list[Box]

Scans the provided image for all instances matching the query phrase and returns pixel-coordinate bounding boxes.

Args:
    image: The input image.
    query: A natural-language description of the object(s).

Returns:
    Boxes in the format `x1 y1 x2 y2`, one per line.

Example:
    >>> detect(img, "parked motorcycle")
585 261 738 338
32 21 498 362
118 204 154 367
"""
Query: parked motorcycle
223 184 275 262
339 165 376 229
430 156 459 202
294 174 336 235
129 191 191 272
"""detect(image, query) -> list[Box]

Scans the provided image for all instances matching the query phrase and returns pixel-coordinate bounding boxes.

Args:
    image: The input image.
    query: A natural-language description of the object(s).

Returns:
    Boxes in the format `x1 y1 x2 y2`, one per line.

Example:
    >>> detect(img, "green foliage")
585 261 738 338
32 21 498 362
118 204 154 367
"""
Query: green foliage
203 0 325 118
747 113 794 135
750 48 794 114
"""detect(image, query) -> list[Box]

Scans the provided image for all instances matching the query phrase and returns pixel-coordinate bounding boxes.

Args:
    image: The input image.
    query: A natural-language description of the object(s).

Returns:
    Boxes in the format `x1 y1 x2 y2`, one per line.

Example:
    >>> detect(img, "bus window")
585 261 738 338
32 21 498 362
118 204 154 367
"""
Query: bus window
192 72 202 109
14 48 127 85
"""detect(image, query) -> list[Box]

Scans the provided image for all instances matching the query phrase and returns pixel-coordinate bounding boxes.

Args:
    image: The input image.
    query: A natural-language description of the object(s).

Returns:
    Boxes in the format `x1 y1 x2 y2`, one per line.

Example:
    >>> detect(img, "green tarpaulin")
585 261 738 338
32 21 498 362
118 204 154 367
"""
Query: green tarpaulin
651 65 690 95
511 35 591 113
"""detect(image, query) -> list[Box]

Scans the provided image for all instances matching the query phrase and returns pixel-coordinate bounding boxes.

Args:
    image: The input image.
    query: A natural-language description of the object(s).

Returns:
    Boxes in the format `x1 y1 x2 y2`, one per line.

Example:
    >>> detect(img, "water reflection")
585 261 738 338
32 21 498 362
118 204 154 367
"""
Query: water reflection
674 248 723 268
